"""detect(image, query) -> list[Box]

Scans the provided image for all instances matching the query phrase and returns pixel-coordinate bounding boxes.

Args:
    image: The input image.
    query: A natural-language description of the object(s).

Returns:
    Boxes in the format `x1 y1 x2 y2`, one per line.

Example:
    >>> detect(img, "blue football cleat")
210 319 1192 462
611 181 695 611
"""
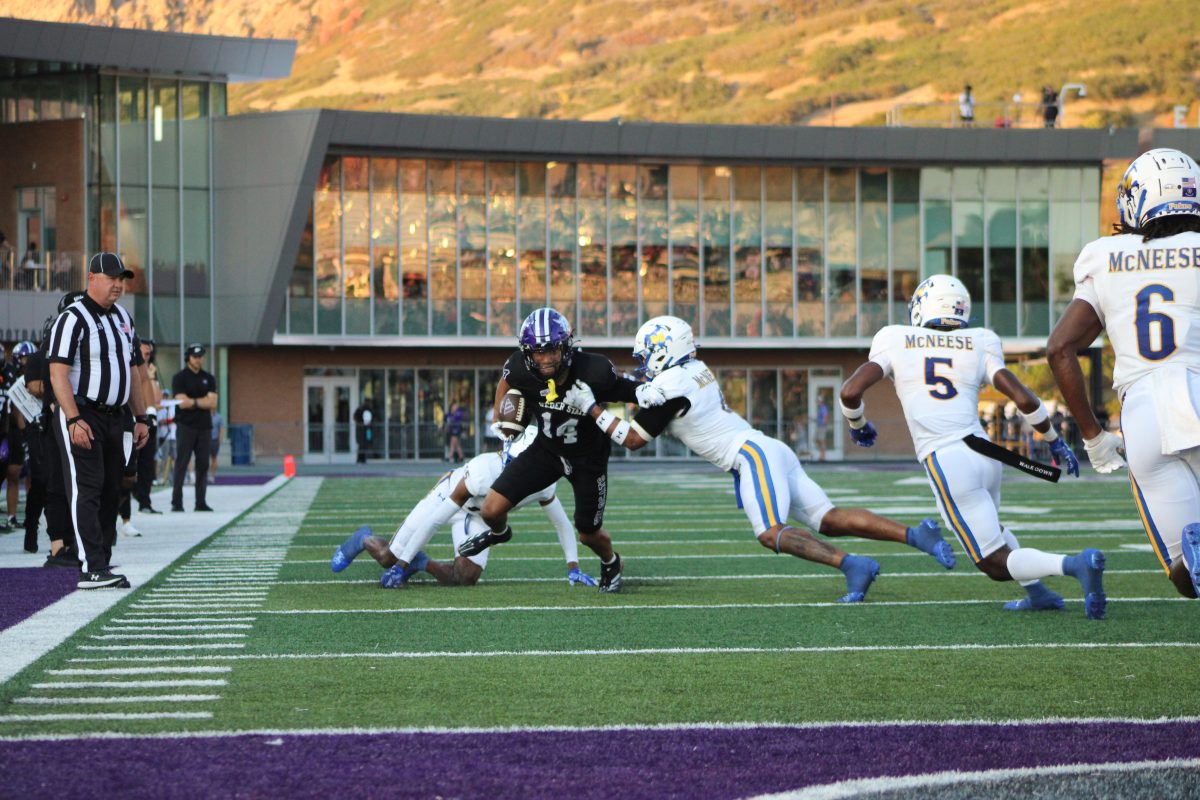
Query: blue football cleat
837 555 880 603
1182 524 1200 598
330 525 373 573
567 566 597 587
1003 592 1065 612
906 517 956 570
379 551 429 589
1064 548 1107 620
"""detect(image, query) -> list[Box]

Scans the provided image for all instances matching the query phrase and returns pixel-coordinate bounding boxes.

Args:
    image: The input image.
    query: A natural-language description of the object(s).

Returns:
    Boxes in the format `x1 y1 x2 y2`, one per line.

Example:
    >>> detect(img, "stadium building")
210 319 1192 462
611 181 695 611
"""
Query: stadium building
3 17 1199 463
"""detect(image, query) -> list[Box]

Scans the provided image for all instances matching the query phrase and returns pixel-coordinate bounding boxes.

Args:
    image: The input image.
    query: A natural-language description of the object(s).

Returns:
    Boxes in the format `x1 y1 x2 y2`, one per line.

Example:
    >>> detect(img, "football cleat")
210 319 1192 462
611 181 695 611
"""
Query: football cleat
330 525 373 573
379 551 429 589
598 553 623 593
567 566 597 587
906 518 955 570
1183 524 1200 598
1064 549 1107 620
457 525 512 557
1004 589 1065 612
837 555 880 603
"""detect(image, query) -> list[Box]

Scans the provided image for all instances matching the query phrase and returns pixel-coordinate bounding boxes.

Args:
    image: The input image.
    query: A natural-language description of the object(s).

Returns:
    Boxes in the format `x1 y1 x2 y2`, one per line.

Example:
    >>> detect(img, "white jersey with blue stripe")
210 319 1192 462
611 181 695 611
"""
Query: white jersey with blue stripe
1072 231 1200 395
647 359 756 471
869 324 1005 461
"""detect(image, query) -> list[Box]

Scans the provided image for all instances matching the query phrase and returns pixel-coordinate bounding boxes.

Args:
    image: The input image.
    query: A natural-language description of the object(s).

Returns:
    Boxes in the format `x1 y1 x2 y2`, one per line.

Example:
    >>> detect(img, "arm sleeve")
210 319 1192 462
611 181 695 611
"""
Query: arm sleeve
867 329 894 377
588 357 639 404
47 312 80 366
1072 240 1104 322
631 396 691 439
981 330 1006 383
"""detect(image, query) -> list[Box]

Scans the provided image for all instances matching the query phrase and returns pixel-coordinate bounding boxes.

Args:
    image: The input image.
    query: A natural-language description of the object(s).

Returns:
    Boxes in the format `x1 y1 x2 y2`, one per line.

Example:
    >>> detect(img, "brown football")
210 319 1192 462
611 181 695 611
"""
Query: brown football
496 388 530 439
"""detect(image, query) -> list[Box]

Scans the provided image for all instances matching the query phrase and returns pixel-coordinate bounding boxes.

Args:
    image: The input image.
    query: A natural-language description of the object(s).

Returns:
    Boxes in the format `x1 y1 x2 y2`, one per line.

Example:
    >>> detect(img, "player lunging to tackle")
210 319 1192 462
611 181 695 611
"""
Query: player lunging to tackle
560 315 957 603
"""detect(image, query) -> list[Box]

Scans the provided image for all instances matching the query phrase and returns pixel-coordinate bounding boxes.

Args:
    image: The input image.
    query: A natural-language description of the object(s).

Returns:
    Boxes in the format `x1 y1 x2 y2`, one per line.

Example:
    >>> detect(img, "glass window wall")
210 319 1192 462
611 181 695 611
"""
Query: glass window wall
282 158 1101 343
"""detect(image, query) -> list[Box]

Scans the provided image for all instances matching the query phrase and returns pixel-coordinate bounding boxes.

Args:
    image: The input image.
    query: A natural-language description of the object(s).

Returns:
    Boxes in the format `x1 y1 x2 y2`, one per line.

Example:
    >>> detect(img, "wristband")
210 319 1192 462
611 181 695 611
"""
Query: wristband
135 415 149 425
1023 401 1049 426
66 415 82 427
593 409 631 445
839 399 867 430
595 409 616 431
1041 426 1059 443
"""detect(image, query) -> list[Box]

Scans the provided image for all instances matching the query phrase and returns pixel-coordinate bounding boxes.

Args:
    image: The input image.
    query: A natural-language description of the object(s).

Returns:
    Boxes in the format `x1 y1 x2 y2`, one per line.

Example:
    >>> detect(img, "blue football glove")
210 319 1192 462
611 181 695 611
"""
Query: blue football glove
1048 437 1080 478
848 421 877 447
567 567 597 587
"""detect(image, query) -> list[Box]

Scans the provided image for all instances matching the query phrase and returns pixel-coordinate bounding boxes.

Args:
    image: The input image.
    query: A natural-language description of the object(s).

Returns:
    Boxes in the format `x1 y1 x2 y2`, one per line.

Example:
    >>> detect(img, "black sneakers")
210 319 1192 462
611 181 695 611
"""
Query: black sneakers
44 550 81 569
195 505 215 512
77 570 131 590
139 505 163 515
599 552 624 593
457 525 512 557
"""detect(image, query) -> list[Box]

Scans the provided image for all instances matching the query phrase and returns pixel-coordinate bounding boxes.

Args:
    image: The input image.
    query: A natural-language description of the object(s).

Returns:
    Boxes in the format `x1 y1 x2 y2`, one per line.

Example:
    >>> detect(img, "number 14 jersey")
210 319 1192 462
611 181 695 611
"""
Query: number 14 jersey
869 325 1006 460
1073 231 1200 395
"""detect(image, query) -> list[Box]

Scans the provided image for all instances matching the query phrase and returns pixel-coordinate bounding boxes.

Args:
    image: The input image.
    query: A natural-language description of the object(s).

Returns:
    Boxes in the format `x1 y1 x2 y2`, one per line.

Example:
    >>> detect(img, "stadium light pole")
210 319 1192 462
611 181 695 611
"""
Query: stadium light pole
1058 82 1087 127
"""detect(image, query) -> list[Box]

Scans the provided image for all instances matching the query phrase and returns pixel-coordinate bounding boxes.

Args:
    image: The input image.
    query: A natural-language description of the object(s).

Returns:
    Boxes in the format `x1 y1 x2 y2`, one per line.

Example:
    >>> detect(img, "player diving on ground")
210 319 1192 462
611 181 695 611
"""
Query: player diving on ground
329 426 597 588
557 315 957 602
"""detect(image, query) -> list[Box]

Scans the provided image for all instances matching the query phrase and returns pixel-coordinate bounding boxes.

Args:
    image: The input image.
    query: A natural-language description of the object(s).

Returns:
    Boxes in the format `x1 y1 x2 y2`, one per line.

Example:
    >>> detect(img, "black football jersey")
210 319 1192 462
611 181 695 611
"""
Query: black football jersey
501 349 639 457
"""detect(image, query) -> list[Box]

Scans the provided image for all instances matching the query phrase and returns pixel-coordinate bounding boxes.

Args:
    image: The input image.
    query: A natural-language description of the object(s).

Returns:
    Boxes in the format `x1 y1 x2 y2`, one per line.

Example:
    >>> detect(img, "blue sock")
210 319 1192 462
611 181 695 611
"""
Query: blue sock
1024 581 1057 603
1061 554 1080 577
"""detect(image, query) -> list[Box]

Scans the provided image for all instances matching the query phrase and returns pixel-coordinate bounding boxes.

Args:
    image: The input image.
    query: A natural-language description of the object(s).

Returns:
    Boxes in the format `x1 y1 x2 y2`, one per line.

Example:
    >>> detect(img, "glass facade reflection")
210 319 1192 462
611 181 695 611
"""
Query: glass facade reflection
283 159 1099 341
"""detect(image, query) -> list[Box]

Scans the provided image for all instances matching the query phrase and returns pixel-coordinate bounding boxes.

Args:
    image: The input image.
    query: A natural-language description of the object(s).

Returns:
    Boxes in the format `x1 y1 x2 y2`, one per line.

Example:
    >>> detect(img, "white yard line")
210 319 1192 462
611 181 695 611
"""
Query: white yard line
13 694 222 705
30 679 227 688
0 711 212 722
47 667 232 675
3 715 1198 742
61 640 1200 664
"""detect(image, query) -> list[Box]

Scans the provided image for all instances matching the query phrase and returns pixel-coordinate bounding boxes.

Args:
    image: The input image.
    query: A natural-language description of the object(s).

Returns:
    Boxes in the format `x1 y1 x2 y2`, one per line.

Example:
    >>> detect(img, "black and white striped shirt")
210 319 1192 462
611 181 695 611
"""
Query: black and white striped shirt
47 296 142 407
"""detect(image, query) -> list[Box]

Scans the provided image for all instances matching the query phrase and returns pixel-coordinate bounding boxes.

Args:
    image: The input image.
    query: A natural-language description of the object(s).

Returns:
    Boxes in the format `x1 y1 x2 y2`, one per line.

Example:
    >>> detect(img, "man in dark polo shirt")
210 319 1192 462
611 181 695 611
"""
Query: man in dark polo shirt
171 343 218 512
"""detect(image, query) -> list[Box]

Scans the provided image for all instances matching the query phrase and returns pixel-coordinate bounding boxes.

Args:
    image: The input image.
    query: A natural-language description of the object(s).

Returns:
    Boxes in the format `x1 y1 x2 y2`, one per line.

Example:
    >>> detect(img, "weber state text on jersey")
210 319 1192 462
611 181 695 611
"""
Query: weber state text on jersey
502 350 638 456
1074 231 1200 394
869 325 1006 460
632 359 755 471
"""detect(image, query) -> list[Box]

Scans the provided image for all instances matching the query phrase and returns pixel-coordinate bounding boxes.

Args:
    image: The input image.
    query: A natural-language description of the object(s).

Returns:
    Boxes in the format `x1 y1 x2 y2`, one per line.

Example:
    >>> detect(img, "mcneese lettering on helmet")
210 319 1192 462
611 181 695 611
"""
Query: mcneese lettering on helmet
904 333 975 350
1107 247 1200 273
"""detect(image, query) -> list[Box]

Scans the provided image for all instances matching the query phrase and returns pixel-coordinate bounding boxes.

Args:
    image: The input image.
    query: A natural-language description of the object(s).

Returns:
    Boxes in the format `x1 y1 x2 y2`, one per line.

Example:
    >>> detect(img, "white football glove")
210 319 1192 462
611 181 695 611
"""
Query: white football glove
635 382 666 408
1083 431 1125 474
563 380 597 412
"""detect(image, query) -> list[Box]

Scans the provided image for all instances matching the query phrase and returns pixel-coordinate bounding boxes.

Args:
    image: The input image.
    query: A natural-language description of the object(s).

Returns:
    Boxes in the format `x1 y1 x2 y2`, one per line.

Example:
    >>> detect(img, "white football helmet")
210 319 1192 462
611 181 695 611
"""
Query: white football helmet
909 275 971 329
1117 148 1200 230
632 315 696 378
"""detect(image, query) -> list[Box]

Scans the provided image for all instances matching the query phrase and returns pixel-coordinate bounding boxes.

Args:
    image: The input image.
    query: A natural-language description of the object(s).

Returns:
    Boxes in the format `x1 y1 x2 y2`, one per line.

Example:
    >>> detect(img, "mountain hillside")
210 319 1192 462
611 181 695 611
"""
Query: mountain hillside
3 0 1198 127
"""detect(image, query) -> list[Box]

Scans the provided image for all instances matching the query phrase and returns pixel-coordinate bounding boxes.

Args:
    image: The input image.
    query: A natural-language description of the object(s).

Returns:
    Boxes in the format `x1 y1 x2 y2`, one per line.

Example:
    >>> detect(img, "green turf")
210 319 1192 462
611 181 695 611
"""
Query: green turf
1 467 1194 738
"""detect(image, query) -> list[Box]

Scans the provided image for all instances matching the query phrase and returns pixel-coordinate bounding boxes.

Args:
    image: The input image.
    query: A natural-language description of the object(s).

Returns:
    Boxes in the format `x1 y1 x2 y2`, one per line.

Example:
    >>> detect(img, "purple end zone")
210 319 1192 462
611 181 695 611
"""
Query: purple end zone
0 568 77 632
1 720 1198 798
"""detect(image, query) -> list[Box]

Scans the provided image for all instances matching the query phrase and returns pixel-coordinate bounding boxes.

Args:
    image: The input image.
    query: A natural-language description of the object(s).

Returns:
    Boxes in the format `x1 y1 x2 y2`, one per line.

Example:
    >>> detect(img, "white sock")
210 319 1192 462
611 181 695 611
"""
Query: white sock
541 497 579 564
1001 526 1020 550
1007 548 1066 582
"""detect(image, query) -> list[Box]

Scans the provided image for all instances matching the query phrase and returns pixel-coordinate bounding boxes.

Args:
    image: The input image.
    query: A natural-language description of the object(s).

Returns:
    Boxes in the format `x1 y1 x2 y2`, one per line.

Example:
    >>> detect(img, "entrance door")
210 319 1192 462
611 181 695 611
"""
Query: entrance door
303 377 356 464
809 376 843 462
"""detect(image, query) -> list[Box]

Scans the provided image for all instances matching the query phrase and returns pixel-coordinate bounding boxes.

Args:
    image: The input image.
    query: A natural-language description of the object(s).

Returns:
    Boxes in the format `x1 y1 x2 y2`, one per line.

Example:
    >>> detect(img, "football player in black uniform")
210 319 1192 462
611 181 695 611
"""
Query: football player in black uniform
460 307 664 593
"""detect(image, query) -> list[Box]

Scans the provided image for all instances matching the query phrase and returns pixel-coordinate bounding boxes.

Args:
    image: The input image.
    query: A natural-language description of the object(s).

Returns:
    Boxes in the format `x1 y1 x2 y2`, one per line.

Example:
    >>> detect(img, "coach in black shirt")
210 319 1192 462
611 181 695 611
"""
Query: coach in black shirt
171 343 217 512
48 254 149 590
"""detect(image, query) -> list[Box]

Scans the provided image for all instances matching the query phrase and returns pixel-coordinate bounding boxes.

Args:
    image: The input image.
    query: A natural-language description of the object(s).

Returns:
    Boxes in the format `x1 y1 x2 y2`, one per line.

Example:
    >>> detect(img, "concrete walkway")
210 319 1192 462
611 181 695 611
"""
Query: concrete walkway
0 476 289 684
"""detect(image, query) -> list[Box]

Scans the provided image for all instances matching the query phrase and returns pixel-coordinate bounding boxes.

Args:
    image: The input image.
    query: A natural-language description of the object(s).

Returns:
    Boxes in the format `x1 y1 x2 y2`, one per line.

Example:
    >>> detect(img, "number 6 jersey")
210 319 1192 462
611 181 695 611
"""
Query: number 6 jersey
869 325 1006 460
1073 231 1200 395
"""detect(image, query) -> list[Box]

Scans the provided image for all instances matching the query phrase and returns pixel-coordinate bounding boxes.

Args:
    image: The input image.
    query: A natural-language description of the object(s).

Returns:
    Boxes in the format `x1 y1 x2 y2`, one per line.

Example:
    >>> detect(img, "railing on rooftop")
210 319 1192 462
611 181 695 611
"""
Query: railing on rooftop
886 101 1057 129
0 249 86 293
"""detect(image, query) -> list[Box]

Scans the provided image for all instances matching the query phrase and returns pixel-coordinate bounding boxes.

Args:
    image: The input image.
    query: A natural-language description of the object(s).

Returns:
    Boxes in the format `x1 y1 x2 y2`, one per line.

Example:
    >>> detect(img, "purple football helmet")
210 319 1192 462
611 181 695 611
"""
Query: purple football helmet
518 307 575 381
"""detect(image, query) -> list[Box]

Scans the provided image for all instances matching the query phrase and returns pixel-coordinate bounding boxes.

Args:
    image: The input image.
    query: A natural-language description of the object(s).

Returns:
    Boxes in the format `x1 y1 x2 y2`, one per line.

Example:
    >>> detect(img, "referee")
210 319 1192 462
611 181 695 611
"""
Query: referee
48 253 150 590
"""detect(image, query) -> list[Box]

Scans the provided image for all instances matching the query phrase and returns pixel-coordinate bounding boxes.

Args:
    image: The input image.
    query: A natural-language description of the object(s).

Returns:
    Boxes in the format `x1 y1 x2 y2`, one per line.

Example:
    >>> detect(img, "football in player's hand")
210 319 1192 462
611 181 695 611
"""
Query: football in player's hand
496 388 530 439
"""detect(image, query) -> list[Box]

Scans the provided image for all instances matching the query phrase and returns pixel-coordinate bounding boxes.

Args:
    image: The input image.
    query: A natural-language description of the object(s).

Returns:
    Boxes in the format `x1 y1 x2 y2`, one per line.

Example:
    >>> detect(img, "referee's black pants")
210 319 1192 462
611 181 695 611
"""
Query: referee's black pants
134 421 158 509
23 421 47 552
173 424 210 510
41 421 72 550
54 405 126 573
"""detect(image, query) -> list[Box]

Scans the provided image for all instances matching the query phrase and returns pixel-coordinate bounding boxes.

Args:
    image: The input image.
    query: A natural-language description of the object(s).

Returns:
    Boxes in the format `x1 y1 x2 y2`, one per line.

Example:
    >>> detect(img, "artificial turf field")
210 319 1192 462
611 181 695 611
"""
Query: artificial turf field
2 465 1199 798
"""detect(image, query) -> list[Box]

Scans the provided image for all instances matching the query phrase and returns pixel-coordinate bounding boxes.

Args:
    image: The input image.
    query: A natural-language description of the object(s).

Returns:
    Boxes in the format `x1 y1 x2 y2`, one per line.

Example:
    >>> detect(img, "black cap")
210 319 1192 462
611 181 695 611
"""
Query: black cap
186 343 206 358
89 252 135 279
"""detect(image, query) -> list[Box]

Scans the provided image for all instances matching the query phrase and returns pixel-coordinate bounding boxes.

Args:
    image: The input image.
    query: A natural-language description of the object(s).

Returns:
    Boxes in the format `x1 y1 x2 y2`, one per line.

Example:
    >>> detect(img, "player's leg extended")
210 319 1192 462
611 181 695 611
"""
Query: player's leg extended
1123 394 1200 599
567 456 622 592
422 514 487 586
466 445 558 556
737 437 876 602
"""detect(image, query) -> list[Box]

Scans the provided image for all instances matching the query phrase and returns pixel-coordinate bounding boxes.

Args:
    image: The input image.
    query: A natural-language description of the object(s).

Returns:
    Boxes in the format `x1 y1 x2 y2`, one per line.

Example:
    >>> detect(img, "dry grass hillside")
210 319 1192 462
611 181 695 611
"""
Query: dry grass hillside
3 0 1198 127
